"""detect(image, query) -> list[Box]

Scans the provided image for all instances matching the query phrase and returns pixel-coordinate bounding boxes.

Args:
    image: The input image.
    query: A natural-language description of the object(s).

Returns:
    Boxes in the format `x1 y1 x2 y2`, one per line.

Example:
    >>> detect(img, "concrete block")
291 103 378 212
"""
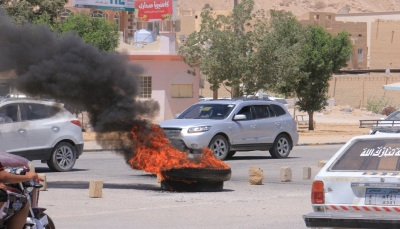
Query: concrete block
249 166 264 185
303 167 311 180
37 174 47 191
89 180 103 198
280 167 292 182
318 160 328 167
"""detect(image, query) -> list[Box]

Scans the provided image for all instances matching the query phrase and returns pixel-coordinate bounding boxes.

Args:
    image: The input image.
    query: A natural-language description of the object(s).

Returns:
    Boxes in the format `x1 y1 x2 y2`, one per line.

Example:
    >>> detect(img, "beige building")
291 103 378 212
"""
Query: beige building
300 12 368 70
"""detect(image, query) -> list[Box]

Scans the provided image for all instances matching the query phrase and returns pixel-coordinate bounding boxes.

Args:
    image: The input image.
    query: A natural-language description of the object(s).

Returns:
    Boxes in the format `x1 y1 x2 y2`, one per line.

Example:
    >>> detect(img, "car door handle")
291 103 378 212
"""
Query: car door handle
275 122 281 126
52 126 60 133
251 125 256 128
18 129 26 134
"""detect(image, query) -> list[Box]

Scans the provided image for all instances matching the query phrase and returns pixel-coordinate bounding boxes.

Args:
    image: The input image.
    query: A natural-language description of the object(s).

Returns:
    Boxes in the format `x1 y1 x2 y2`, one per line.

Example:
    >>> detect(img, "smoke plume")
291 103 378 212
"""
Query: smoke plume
0 9 160 161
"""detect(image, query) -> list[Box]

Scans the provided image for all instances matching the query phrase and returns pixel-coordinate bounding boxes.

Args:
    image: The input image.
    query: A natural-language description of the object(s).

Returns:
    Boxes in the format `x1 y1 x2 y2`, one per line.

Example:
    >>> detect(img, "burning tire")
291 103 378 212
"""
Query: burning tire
161 167 231 192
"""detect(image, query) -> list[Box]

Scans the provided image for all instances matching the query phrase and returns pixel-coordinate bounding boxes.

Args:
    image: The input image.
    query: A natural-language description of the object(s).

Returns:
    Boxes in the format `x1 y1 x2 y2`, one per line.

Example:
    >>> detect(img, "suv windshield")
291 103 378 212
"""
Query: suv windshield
331 138 400 171
178 104 235 119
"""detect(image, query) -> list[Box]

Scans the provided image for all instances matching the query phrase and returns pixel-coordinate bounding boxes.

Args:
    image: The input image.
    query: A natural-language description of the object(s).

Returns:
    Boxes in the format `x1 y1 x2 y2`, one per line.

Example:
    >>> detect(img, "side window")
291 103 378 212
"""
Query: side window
237 106 254 120
0 104 19 123
271 104 286 116
23 103 51 120
254 105 270 119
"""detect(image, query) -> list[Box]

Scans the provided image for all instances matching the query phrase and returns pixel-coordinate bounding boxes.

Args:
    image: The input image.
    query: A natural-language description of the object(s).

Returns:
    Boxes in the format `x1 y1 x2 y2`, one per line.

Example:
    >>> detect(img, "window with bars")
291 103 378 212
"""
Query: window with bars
140 76 152 99
91 10 107 19
171 84 193 98
358 49 363 61
114 12 120 29
60 9 72 23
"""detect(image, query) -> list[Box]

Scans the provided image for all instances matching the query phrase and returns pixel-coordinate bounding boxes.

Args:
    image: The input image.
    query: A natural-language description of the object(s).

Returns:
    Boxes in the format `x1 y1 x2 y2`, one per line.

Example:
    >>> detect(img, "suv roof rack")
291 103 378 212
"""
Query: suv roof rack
359 120 400 130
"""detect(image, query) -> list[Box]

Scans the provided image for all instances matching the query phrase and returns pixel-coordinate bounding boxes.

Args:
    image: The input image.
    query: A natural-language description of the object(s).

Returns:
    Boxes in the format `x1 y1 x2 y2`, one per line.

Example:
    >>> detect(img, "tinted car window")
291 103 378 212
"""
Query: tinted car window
237 106 254 120
386 111 400 121
271 104 286 116
254 105 275 119
23 103 58 120
0 104 19 123
178 104 235 119
331 138 400 171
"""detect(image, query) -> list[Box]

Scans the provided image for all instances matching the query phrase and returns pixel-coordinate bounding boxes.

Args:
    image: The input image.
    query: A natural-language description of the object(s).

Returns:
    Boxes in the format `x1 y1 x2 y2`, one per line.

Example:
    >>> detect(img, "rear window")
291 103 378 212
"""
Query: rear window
331 138 400 171
271 104 286 116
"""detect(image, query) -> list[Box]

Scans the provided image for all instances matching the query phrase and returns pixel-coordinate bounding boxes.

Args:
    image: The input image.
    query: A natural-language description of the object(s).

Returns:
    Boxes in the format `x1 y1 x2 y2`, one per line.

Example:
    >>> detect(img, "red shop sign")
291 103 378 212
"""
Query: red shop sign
135 0 173 21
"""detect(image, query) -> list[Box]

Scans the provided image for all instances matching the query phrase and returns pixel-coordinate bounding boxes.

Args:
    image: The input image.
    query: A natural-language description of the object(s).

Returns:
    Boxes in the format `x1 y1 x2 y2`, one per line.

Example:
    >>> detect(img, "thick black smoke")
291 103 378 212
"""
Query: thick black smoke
0 9 160 161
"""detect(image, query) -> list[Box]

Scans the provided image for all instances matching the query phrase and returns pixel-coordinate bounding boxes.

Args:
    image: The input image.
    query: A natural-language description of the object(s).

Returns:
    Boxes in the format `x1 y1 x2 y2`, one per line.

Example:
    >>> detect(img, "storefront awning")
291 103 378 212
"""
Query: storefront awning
383 82 400 91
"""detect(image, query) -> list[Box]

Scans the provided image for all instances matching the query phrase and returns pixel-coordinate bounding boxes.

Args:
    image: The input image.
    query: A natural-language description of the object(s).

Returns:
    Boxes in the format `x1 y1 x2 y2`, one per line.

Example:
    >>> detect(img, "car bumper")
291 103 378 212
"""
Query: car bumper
167 133 212 150
303 212 400 228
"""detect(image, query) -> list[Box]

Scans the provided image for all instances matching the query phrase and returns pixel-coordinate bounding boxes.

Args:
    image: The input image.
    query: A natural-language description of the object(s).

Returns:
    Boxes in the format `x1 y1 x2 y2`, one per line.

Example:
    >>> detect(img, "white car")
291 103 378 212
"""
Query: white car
0 97 84 172
369 110 400 134
303 127 400 228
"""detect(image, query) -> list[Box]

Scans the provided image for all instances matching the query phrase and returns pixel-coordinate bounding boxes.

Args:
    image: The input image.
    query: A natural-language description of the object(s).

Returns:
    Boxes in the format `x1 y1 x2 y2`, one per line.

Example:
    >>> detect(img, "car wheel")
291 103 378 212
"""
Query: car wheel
227 151 236 158
208 135 229 160
47 142 76 172
269 134 291 158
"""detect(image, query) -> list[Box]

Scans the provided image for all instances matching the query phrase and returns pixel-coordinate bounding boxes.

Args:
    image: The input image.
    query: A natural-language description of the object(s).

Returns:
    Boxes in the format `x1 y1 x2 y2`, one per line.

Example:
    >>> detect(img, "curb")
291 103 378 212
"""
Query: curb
296 142 346 146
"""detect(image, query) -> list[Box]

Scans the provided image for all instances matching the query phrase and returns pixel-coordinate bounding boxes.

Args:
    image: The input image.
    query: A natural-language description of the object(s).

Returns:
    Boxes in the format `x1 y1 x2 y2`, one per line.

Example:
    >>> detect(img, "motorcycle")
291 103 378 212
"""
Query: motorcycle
0 165 55 229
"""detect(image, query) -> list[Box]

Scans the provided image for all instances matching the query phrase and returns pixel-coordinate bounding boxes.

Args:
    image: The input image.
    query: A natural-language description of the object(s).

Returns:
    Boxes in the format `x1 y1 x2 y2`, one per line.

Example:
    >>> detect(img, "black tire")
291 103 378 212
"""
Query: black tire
45 214 56 229
36 212 55 229
162 168 232 183
269 134 291 158
161 180 224 192
227 151 236 158
208 135 229 160
47 142 76 172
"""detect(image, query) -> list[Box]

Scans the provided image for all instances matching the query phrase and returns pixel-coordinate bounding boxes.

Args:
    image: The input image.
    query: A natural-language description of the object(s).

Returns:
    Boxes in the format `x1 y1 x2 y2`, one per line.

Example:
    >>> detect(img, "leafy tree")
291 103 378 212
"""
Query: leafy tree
293 26 352 130
179 0 259 98
251 10 307 97
0 0 67 24
57 12 120 52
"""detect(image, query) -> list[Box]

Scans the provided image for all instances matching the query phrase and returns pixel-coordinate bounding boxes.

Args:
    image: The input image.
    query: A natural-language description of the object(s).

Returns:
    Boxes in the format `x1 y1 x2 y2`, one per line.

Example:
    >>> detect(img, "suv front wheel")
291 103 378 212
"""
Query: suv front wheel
47 142 77 172
208 135 229 160
269 134 291 158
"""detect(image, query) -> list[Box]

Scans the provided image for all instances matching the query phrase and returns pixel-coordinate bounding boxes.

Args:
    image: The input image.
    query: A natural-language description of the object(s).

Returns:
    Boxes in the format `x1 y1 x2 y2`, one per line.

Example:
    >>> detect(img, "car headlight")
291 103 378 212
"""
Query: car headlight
188 126 211 133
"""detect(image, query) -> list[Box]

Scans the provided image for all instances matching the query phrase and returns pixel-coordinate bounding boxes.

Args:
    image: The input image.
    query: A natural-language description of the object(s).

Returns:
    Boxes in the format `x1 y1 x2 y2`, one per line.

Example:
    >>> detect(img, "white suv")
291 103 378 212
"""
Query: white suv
158 99 298 160
0 98 84 172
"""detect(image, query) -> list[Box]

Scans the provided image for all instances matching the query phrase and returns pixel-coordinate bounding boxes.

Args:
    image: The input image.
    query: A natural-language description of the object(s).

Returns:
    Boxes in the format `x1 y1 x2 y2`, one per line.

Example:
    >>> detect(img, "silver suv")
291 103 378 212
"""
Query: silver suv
158 99 299 160
0 98 84 172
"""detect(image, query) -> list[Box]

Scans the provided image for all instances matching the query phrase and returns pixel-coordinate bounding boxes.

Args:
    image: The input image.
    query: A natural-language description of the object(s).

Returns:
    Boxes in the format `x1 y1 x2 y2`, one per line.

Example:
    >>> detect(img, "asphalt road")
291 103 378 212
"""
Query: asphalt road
31 145 344 229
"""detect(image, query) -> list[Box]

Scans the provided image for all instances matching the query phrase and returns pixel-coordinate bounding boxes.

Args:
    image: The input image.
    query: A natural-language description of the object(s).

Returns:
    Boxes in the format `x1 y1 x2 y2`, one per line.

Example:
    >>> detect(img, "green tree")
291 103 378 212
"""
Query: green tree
0 0 67 24
57 12 119 52
294 26 352 130
251 10 307 97
179 0 260 98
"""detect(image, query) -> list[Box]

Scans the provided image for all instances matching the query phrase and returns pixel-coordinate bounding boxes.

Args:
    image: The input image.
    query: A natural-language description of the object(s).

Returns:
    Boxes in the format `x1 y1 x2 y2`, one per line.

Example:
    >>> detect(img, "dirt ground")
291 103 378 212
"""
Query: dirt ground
293 105 385 141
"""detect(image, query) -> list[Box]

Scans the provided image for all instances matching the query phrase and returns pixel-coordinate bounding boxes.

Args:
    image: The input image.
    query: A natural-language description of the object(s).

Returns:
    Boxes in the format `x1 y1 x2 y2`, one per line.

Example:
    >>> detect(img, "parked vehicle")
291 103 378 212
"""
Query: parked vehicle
368 110 400 134
0 97 84 172
0 152 54 229
303 123 400 228
157 99 299 160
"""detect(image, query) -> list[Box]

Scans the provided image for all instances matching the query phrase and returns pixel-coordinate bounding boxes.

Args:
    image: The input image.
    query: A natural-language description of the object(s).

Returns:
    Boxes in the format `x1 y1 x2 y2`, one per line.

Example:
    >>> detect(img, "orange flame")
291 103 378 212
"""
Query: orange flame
128 124 230 180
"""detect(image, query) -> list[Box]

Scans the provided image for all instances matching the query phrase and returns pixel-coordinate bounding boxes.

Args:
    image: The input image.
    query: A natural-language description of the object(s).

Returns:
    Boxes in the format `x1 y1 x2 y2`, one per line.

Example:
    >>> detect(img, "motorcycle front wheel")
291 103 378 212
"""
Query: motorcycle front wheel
37 212 55 229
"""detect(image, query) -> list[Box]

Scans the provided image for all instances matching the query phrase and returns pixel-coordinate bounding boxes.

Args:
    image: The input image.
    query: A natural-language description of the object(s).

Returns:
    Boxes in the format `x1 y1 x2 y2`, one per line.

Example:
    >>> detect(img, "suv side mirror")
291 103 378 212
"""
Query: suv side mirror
233 114 246 121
